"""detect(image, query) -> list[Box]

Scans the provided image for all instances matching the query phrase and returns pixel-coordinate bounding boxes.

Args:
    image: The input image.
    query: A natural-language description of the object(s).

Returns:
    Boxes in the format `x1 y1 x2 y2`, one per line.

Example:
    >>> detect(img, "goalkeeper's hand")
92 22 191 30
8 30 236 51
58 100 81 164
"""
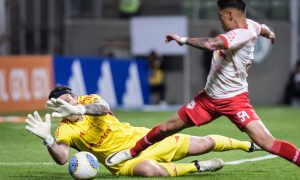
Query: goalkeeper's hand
25 111 54 146
46 98 86 118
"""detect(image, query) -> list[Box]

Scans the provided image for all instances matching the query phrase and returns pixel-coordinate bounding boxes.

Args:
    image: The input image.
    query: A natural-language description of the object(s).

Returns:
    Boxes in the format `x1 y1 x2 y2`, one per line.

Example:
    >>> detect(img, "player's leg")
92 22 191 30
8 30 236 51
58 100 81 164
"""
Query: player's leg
158 159 224 176
208 135 259 152
106 113 192 166
132 160 169 177
218 92 298 166
121 133 224 177
129 93 218 158
122 135 197 177
244 120 300 167
106 92 215 166
131 113 192 156
222 92 300 167
132 160 198 177
187 135 258 156
132 159 223 177
186 136 214 155
139 134 225 176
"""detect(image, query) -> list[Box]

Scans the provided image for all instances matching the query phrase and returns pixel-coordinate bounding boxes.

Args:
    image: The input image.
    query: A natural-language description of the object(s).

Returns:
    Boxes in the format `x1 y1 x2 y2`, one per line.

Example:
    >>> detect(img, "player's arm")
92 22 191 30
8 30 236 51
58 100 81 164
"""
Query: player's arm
25 111 70 165
165 34 225 51
47 142 70 165
46 98 110 117
84 98 110 115
260 24 276 44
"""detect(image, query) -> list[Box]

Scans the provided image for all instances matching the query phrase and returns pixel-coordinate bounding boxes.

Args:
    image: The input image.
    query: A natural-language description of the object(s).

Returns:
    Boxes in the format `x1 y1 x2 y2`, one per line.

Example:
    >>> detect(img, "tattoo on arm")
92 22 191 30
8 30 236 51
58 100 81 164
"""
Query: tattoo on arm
84 101 110 115
186 37 225 50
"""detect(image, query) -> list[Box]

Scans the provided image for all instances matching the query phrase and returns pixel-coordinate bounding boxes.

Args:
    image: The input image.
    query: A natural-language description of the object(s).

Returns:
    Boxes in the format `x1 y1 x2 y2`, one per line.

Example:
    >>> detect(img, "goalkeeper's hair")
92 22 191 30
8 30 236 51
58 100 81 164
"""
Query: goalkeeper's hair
217 0 246 12
48 85 73 100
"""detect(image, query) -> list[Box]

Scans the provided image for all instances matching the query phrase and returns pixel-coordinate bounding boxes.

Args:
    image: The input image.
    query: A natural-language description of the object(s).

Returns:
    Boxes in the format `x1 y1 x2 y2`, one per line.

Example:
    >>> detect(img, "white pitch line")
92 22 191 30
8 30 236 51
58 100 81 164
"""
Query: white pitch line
0 154 279 166
225 154 278 165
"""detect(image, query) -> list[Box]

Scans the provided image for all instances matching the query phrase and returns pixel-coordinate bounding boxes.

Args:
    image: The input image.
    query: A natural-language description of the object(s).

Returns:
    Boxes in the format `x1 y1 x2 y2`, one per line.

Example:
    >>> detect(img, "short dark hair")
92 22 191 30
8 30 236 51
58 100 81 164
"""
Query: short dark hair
217 0 246 12
48 85 73 100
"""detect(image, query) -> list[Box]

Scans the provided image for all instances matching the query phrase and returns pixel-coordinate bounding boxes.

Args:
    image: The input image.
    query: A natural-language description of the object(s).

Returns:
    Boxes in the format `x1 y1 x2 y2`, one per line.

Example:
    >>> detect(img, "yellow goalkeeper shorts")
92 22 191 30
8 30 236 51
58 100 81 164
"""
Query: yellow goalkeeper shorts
117 133 190 176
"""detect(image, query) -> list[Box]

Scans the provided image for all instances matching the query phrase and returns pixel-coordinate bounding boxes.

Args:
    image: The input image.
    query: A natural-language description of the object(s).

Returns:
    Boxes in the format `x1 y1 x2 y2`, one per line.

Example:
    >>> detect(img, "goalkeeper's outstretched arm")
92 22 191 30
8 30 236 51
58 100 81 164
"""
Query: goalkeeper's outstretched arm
84 98 110 115
46 98 110 118
25 111 70 165
47 142 70 165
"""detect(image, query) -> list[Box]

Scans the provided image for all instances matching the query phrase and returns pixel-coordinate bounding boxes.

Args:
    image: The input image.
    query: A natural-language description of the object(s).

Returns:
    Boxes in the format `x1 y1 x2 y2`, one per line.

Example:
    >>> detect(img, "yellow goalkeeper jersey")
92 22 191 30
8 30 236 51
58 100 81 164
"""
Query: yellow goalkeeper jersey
55 94 149 173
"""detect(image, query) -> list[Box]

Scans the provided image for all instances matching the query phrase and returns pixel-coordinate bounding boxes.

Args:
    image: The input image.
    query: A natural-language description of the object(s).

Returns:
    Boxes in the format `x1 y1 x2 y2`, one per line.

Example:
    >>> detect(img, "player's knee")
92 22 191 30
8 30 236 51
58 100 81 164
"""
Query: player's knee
196 136 214 152
204 136 216 148
138 169 165 177
133 160 168 177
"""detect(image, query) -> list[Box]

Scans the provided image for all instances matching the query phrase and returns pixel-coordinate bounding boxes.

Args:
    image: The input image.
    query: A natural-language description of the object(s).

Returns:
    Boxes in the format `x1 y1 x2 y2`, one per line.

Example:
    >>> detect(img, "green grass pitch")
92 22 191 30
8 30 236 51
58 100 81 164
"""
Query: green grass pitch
0 106 299 179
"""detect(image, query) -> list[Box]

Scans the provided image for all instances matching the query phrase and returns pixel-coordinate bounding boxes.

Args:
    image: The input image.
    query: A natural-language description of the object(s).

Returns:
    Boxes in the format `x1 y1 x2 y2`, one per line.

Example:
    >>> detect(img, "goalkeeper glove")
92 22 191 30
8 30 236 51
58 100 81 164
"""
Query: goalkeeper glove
25 111 54 147
46 98 86 118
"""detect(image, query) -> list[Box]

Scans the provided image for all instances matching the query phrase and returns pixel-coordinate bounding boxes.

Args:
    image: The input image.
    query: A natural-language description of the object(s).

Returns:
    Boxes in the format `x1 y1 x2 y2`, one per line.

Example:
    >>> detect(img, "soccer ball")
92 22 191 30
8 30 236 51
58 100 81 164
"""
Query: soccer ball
68 151 99 180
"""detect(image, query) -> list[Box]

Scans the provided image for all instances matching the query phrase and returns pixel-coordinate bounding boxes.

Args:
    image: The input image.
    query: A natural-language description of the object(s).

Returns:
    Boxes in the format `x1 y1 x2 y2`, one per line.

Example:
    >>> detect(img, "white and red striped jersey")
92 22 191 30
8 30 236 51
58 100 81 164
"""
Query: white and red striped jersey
204 19 264 99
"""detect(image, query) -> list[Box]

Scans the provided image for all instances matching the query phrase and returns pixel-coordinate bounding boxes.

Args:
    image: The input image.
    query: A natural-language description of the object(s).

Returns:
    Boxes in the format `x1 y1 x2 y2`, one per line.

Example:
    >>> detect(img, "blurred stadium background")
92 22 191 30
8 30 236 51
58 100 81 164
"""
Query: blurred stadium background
0 0 300 179
0 0 300 111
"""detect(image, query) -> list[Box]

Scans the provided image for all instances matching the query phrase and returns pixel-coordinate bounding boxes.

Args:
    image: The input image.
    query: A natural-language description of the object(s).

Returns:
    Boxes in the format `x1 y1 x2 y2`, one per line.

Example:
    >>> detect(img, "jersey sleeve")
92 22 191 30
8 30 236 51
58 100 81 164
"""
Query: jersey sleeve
77 94 102 105
219 29 254 49
247 18 262 35
55 121 73 146
78 94 110 113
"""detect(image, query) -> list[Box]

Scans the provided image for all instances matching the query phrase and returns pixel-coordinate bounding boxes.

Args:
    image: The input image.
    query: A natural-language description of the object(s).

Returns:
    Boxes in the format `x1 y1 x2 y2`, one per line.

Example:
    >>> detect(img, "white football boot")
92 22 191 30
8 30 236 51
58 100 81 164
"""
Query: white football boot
192 158 224 172
105 149 133 166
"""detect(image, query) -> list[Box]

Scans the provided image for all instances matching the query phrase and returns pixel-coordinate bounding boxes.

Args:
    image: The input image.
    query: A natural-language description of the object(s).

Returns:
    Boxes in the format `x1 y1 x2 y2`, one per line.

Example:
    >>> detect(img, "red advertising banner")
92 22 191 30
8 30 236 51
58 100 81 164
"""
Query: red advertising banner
0 56 53 113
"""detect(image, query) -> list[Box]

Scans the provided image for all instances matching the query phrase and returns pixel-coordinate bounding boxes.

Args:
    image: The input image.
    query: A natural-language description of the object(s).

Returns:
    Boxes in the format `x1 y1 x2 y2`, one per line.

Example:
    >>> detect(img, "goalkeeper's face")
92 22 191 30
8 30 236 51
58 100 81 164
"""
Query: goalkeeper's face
58 93 83 122
59 94 78 106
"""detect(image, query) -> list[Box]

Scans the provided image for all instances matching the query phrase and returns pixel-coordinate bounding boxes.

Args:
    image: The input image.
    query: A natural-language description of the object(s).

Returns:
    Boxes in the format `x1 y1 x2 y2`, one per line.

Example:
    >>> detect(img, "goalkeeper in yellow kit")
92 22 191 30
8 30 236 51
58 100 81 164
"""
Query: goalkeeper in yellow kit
25 85 260 177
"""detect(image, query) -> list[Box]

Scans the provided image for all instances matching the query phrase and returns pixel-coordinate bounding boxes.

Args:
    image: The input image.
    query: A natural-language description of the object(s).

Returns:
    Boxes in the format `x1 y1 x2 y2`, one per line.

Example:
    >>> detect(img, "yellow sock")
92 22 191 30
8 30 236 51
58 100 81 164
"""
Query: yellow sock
158 162 197 177
208 135 251 152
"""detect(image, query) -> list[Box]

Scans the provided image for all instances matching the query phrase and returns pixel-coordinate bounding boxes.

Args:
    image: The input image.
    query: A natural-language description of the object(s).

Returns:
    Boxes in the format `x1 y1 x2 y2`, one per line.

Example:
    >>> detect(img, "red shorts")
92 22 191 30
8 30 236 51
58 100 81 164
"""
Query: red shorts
177 91 260 130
